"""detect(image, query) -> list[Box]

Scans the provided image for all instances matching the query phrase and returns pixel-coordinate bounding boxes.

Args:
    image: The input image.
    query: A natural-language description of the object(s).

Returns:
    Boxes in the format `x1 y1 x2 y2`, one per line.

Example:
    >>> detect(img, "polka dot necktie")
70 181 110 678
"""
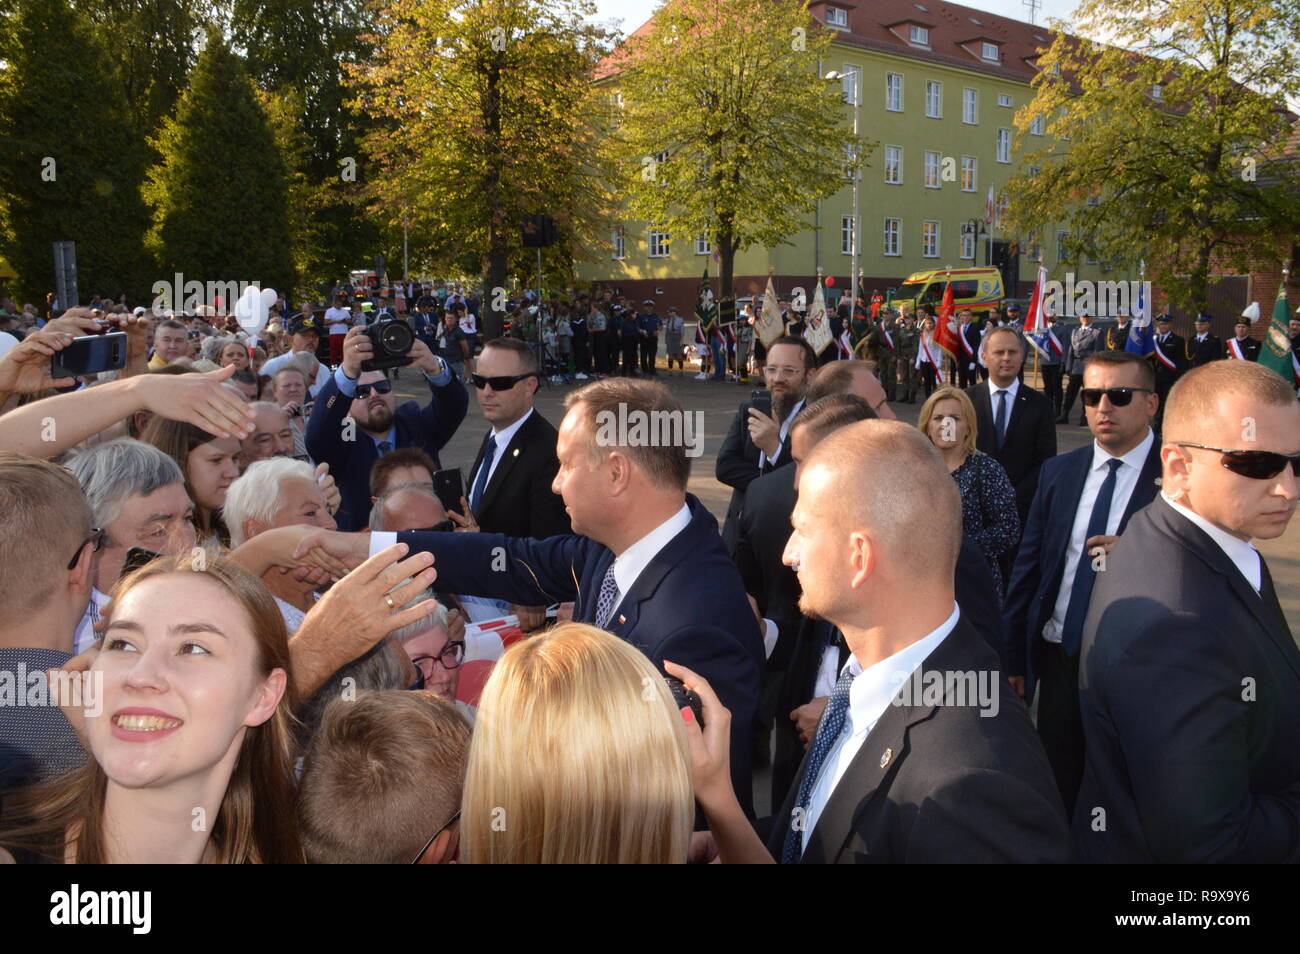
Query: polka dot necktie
593 563 619 630
781 664 856 864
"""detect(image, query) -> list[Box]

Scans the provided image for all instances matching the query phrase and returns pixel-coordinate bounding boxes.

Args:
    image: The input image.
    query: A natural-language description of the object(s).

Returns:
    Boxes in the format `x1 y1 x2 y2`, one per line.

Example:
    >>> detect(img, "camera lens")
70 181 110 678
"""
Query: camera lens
377 320 413 355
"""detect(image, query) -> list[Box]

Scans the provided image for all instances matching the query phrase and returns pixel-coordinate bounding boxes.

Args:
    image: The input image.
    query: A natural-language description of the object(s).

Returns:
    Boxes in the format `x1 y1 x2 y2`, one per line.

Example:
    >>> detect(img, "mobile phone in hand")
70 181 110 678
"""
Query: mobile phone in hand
433 468 465 515
51 332 128 379
750 388 772 419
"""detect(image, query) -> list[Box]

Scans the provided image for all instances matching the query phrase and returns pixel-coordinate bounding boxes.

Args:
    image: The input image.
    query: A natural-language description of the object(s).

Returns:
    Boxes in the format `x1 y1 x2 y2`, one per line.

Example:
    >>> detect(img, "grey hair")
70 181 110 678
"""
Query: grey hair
202 336 236 363
388 588 450 645
224 457 316 547
298 635 411 736
64 438 186 530
368 484 440 532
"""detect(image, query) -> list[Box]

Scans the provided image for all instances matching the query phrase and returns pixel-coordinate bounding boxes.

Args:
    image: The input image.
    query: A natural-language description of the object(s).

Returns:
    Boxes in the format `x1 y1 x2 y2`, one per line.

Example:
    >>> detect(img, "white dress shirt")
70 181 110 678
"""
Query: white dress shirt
986 375 1020 418
606 504 693 621
1161 493 1262 593
801 603 961 853
759 398 805 469
1044 429 1156 642
470 408 534 497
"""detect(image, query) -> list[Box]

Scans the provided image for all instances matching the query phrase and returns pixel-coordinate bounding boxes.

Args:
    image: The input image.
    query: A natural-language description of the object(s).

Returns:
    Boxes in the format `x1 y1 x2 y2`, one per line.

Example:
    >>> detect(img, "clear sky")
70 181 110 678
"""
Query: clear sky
587 0 1085 38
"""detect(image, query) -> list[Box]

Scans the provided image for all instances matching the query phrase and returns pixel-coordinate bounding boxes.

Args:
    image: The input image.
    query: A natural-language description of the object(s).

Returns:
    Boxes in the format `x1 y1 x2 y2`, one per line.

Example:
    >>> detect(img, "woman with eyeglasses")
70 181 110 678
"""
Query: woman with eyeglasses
389 591 473 724
918 386 1020 597
0 554 303 863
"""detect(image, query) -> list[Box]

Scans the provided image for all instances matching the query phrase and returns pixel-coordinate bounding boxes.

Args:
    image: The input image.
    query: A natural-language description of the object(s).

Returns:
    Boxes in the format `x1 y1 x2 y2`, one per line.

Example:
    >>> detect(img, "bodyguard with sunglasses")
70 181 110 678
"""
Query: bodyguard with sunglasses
307 325 468 531
1075 359 1300 862
1003 351 1162 815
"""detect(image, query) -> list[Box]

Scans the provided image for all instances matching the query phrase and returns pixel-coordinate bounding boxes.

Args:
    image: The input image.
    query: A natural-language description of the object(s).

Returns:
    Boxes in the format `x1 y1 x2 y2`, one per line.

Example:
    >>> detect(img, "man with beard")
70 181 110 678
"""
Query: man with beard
308 325 468 530
716 336 818 553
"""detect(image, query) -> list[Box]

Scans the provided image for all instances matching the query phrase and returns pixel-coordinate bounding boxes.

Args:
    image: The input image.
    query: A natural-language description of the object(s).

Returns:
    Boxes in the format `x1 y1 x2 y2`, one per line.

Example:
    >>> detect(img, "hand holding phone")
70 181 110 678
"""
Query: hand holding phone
433 468 465 515
750 388 772 419
50 332 128 379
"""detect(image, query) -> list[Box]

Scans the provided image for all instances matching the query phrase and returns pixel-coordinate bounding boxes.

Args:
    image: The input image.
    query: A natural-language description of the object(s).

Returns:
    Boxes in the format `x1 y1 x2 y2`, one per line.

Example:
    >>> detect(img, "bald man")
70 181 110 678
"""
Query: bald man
754 421 1068 863
370 485 450 533
1076 361 1300 862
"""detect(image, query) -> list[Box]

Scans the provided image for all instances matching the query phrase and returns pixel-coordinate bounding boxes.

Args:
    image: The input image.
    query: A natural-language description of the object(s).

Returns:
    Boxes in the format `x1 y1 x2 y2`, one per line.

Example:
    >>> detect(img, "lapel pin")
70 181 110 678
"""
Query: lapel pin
513 448 520 457
880 747 893 769
617 614 626 624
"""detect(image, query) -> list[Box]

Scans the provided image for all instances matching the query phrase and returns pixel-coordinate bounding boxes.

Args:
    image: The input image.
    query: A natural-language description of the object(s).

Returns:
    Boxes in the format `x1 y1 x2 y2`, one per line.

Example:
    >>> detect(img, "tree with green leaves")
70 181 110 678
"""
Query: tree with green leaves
350 0 617 338
611 0 866 301
0 0 153 303
144 31 296 294
1007 0 1300 313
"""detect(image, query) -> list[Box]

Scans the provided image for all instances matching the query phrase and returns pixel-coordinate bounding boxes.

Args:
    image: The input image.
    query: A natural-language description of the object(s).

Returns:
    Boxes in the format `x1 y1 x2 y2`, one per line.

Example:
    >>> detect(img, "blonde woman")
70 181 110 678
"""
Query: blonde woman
461 623 693 864
918 386 1020 595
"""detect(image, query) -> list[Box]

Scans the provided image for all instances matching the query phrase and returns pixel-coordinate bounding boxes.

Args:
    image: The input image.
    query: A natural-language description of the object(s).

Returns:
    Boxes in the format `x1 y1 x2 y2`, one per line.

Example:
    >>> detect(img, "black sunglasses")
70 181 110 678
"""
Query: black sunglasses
470 372 537 391
355 380 393 399
67 528 106 570
409 808 461 865
1175 443 1300 480
1080 387 1153 407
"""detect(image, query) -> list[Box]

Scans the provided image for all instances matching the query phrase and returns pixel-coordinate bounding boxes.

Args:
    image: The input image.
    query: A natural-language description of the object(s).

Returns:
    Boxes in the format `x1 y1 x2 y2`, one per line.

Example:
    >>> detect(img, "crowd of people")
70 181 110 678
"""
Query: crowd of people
0 278 1296 865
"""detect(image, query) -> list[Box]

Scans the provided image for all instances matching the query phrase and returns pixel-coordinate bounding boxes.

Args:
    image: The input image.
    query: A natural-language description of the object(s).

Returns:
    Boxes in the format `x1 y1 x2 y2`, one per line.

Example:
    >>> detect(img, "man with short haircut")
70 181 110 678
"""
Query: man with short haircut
716 336 818 552
1186 314 1222 368
369 446 437 504
466 338 569 539
0 455 96 789
1002 351 1162 813
293 378 766 816
1077 360 1300 862
965 326 1057 536
956 310 981 389
1225 316 1262 361
149 319 190 369
298 690 470 864
324 294 352 366
756 421 1068 862
64 440 198 655
308 324 468 530
1150 313 1187 431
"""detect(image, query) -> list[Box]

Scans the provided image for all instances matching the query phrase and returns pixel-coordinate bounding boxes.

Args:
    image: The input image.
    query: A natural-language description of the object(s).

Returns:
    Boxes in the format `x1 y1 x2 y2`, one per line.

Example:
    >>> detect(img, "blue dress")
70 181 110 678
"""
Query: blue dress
951 450 1021 598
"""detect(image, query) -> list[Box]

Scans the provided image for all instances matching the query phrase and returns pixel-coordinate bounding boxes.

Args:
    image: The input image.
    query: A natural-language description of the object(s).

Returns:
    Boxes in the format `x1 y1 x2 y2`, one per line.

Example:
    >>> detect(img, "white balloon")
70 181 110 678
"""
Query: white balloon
235 286 268 334
0 331 18 360
260 287 278 308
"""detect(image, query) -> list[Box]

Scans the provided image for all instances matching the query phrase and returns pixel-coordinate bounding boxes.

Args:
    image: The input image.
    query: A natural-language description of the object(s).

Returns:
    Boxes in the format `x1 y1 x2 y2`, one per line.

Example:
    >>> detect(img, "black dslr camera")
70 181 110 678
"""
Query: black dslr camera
362 315 414 372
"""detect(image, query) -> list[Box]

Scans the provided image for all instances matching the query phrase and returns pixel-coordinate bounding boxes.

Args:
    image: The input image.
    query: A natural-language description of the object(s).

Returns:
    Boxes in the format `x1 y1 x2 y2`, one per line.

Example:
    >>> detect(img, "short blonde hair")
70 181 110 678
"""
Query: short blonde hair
461 623 693 864
918 386 978 458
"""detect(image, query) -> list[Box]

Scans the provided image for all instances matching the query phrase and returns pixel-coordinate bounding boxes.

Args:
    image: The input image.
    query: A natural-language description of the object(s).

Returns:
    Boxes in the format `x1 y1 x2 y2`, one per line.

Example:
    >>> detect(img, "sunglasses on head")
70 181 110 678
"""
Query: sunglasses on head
355 380 393 399
1176 443 1300 480
470 372 536 391
1080 387 1152 407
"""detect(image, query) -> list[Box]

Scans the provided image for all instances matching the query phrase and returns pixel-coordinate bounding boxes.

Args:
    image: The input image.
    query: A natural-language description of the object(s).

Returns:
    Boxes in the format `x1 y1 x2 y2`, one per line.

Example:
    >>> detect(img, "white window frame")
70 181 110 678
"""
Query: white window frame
1150 84 1163 100
883 218 901 256
841 65 859 105
825 6 848 28
961 155 977 192
694 235 710 255
884 145 902 184
996 127 1011 163
648 229 670 258
886 73 903 112
924 150 941 188
910 25 930 46
922 221 940 258
997 93 1012 107
843 143 859 180
925 80 942 118
982 41 999 62
1030 115 1044 136
1056 229 1069 263
963 88 977 125
841 215 857 255
612 227 625 260
960 229 975 260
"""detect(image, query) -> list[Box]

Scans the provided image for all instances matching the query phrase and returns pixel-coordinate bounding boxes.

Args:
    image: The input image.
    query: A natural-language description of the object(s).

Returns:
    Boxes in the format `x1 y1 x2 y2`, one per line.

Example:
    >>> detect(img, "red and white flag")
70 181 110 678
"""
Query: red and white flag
1023 265 1047 335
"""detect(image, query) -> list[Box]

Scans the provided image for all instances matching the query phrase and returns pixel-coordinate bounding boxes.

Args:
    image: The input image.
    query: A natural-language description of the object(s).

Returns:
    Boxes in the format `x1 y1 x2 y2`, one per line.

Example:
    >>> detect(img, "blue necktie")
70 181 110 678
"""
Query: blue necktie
1060 458 1122 655
469 434 496 515
781 663 856 864
376 440 393 456
994 389 1009 449
593 563 619 629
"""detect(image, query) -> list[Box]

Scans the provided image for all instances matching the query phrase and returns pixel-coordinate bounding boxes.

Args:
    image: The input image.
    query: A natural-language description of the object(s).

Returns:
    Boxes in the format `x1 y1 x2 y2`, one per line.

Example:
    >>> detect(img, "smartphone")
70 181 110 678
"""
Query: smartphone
51 332 128 378
665 676 704 727
433 468 465 514
750 388 772 419
120 546 162 579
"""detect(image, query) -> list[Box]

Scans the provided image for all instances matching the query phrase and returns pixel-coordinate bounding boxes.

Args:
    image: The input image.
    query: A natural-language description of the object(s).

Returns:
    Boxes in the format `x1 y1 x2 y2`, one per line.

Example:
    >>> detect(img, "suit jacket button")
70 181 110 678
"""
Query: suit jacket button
880 747 892 769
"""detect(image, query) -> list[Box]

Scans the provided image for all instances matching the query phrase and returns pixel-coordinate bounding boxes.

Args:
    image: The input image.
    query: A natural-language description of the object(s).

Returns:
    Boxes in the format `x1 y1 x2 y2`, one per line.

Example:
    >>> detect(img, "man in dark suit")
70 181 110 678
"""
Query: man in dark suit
957 310 982 389
1225 317 1262 361
675 421 1068 863
716 336 818 552
463 338 569 539
1150 313 1187 432
965 326 1057 556
1076 360 1300 862
296 378 765 817
1003 350 1162 813
307 325 468 530
1186 314 1222 367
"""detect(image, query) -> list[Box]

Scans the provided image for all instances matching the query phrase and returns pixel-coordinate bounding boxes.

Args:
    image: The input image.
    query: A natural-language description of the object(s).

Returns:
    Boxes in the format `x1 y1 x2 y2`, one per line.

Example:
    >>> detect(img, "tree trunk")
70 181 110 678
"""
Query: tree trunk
1191 241 1212 316
480 54 506 340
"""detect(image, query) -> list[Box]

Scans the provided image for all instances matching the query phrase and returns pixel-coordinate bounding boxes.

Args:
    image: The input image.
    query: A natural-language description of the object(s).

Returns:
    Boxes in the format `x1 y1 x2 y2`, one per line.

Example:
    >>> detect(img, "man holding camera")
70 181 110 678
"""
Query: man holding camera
307 325 468 531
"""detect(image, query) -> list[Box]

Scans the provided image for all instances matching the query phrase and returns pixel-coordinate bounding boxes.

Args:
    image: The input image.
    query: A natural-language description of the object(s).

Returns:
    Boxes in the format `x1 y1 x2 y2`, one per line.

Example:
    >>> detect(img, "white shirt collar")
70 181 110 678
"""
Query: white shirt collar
489 406 534 446
612 503 692 599
1160 493 1261 593
987 376 1020 403
1090 428 1154 474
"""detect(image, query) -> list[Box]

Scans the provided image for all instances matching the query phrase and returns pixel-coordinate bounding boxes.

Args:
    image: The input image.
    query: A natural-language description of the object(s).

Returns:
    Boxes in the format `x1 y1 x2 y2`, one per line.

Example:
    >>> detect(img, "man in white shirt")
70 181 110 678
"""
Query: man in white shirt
324 294 352 367
1076 359 1300 862
1002 350 1162 813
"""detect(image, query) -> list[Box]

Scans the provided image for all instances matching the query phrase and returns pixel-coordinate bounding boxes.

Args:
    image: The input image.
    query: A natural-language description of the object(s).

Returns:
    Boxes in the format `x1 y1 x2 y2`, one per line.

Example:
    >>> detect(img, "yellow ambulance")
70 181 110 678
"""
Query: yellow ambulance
891 267 1004 317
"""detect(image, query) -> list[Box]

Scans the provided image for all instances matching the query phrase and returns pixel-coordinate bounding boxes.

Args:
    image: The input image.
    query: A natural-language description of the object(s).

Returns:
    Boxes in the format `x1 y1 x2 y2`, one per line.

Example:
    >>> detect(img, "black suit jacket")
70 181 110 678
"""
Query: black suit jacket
966 382 1057 523
766 617 1070 862
1002 438 1162 692
1187 332 1222 367
733 463 801 669
716 401 797 551
1151 332 1188 387
1075 496 1300 862
1225 336 1262 361
467 410 570 539
394 496 765 816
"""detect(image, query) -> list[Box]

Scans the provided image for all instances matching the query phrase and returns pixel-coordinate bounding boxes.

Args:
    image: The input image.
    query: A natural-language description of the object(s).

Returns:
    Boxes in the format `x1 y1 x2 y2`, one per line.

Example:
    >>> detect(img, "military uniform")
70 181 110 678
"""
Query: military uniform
1186 328 1222 367
865 321 898 399
1060 322 1104 423
1151 323 1187 432
895 317 919 402
1224 333 1261 361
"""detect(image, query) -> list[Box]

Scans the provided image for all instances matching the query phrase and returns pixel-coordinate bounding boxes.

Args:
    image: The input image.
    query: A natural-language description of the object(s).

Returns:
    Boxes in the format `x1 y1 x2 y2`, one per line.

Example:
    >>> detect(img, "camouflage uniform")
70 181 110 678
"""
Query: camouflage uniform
895 316 920 402
866 314 898 400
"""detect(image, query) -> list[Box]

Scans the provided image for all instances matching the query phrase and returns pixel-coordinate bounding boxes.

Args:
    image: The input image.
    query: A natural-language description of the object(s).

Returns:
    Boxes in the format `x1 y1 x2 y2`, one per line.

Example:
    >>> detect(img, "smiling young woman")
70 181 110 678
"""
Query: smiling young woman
0 554 303 864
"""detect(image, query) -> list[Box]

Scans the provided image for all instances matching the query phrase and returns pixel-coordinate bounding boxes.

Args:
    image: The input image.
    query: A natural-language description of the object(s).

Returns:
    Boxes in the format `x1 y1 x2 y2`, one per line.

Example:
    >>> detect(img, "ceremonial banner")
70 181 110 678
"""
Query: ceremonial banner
1258 282 1298 384
803 278 833 355
934 271 961 362
756 276 784 349
695 267 717 337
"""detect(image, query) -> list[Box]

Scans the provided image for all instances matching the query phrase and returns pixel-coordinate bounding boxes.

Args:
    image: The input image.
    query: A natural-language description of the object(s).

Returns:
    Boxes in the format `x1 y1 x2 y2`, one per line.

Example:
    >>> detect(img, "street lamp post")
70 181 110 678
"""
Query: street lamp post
964 218 988 265
825 69 861 315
